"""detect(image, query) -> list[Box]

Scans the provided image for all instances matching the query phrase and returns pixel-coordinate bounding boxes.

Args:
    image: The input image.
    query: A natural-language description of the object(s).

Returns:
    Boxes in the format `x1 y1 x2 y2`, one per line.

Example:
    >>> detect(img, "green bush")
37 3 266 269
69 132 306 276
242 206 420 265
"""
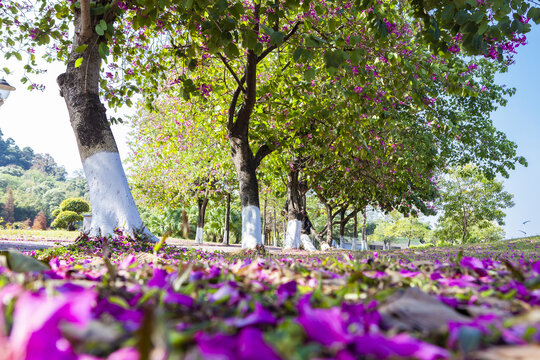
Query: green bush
410 243 435 249
436 240 454 247
52 208 61 217
51 211 83 230
58 198 90 214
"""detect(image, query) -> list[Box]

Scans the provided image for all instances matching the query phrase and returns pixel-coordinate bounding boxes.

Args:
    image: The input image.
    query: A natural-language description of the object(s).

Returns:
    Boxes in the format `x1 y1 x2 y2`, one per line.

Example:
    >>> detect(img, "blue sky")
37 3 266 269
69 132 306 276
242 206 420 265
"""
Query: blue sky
0 27 539 238
490 26 540 238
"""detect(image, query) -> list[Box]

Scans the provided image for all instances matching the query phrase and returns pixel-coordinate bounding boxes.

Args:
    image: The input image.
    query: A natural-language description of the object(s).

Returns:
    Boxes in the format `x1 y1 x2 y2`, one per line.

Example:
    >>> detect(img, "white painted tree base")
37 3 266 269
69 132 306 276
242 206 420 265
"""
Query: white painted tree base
195 227 203 244
339 235 344 249
83 152 157 242
300 234 317 251
351 237 357 250
284 220 301 249
321 243 331 251
241 206 262 249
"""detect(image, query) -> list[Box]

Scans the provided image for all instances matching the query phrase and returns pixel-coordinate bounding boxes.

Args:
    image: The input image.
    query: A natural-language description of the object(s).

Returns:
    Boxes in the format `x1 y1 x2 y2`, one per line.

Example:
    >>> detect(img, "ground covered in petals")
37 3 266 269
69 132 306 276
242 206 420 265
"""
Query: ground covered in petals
1 234 540 359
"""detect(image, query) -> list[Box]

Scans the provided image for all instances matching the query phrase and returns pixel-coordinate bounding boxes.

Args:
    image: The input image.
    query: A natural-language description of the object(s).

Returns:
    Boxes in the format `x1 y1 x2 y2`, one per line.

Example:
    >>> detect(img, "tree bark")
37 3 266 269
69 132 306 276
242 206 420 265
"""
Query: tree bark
339 208 346 249
352 211 358 250
362 210 368 250
284 160 304 249
325 203 333 246
181 209 189 239
57 4 153 240
195 195 208 244
273 206 277 247
262 197 267 245
223 192 230 245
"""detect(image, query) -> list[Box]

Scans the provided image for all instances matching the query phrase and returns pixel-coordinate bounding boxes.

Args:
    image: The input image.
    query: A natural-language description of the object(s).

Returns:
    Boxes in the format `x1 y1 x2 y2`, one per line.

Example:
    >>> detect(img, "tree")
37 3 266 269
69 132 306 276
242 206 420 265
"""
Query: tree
51 211 83 231
436 165 514 244
372 221 397 250
31 154 67 181
0 129 34 169
128 94 236 244
391 217 430 248
51 197 90 231
32 210 48 230
1 187 15 224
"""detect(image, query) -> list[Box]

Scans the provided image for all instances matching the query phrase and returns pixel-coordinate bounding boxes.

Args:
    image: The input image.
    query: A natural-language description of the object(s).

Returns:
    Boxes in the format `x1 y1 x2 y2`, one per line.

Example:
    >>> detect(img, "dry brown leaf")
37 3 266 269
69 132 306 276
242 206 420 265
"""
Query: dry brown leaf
379 287 470 333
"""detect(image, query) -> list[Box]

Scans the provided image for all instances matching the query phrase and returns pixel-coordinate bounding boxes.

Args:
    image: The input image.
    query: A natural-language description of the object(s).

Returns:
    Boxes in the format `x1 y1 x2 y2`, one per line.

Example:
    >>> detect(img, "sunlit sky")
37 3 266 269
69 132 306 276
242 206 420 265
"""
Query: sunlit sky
0 27 539 238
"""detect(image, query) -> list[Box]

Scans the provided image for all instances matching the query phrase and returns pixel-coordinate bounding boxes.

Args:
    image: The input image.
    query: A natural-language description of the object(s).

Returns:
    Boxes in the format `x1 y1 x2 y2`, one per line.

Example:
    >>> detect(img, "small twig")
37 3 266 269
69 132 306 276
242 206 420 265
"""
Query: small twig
218 53 246 93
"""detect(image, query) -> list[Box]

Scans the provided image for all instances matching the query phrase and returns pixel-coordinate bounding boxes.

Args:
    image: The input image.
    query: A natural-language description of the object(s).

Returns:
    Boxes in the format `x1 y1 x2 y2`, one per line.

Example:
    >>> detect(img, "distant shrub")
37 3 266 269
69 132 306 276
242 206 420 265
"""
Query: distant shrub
58 198 90 214
436 240 454 247
52 209 61 217
51 211 83 230
33 211 48 230
410 243 435 249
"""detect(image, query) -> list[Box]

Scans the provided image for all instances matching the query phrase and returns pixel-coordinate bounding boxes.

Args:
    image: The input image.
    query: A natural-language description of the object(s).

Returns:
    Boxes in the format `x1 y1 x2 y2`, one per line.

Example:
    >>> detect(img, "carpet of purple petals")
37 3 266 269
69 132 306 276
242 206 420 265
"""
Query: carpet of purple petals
0 234 540 359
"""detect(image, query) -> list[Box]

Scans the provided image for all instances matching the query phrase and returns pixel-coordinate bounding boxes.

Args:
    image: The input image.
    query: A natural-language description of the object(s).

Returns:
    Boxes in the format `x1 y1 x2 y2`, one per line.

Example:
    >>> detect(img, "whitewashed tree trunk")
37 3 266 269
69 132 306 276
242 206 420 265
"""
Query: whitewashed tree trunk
351 237 357 250
300 234 316 251
195 227 204 244
57 6 154 241
241 205 262 249
284 219 302 249
83 152 153 239
339 235 344 249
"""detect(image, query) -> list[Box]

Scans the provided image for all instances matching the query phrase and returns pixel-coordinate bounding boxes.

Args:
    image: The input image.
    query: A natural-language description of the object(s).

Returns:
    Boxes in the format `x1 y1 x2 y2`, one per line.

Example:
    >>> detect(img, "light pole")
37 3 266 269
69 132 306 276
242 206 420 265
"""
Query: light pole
0 78 16 107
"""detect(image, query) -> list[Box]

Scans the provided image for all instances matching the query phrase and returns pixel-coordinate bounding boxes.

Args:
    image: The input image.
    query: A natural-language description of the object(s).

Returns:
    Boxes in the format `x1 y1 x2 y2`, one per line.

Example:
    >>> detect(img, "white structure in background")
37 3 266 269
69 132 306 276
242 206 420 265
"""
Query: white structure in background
242 206 262 249
0 78 15 107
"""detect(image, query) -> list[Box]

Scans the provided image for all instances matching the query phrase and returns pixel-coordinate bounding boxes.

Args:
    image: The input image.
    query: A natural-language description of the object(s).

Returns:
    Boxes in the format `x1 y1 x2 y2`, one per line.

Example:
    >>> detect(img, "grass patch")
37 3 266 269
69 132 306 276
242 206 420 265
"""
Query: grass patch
0 229 79 241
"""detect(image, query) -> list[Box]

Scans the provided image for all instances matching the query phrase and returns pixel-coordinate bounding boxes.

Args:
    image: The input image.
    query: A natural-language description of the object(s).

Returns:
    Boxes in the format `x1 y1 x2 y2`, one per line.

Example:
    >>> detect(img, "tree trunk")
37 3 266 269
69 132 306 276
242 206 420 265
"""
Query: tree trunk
182 209 189 239
339 208 346 249
352 211 357 250
284 161 303 249
195 195 208 244
362 210 368 251
262 198 267 245
223 192 230 246
407 237 411 248
325 203 333 246
56 5 154 240
229 134 262 248
273 206 277 247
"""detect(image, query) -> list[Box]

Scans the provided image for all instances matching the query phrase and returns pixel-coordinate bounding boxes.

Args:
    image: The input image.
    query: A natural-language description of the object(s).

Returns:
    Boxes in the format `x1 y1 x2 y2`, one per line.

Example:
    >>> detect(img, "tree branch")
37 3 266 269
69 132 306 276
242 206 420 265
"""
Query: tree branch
104 0 120 23
254 144 274 168
218 53 246 93
257 21 302 64
79 0 93 42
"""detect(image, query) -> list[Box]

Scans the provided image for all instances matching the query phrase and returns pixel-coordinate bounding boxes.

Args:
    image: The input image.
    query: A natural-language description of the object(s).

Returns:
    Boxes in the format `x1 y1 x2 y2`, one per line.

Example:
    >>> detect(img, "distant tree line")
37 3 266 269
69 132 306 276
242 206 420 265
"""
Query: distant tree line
0 129 88 228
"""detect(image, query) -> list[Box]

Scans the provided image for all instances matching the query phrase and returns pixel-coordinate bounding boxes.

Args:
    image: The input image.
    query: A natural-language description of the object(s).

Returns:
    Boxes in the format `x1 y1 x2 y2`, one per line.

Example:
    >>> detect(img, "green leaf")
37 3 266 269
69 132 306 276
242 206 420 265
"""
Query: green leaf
95 23 105 36
0 250 50 273
74 57 84 68
293 47 303 62
304 67 316 82
260 23 274 35
224 43 239 58
244 30 258 50
13 52 22 61
270 31 285 47
75 44 88 53
98 42 109 59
